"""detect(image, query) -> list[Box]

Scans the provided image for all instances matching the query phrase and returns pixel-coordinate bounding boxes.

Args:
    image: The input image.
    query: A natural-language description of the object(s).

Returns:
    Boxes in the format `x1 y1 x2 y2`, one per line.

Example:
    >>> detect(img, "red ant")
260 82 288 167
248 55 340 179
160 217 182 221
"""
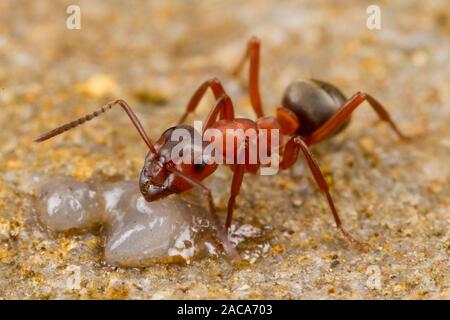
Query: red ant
35 37 408 260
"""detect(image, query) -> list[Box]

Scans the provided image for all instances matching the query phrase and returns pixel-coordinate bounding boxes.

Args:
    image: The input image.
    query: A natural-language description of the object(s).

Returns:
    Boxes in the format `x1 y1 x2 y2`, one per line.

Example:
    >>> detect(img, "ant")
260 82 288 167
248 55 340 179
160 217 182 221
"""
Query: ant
35 37 408 260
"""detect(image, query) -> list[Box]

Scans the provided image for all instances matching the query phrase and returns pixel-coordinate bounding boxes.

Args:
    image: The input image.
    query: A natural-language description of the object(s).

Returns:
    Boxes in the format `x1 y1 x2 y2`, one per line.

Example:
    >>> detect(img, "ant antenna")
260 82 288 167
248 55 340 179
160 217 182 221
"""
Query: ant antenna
34 99 157 154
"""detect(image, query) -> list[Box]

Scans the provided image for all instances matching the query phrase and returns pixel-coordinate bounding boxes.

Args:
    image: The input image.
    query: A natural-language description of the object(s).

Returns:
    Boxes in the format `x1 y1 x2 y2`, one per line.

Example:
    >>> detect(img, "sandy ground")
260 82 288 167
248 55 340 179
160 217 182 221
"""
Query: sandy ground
0 0 448 299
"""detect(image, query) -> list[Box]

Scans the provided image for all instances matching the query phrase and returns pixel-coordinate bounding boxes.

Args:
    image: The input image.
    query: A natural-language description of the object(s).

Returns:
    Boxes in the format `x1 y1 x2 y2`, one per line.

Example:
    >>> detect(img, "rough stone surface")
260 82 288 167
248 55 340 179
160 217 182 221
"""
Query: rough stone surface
0 0 448 299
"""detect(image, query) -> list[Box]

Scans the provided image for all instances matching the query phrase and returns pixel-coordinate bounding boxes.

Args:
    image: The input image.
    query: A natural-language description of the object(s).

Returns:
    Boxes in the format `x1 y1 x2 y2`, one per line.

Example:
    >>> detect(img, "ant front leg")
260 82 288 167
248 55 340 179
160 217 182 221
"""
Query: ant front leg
225 164 245 230
231 36 264 118
166 165 241 261
178 78 234 124
202 94 244 230
280 136 364 246
305 92 409 145
224 139 248 230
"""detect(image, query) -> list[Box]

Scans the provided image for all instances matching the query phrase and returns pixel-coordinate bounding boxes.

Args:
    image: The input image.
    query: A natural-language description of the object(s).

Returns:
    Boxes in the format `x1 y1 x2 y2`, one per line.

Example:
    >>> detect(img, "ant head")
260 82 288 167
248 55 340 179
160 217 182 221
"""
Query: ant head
139 125 218 201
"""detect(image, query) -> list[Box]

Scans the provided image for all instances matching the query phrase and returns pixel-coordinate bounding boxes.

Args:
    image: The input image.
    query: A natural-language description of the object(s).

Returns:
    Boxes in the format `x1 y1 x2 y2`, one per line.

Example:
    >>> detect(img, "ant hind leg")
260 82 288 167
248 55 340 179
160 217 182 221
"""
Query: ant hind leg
280 136 367 248
305 92 409 145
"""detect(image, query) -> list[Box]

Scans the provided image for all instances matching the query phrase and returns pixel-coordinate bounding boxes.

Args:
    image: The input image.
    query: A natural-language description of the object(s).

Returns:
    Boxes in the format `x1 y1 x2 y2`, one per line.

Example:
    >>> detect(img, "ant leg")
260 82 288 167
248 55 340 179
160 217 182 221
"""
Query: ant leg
203 95 244 230
305 92 409 145
224 138 249 229
280 136 362 246
225 163 245 230
225 137 249 230
34 99 157 154
202 95 236 132
178 78 234 124
231 36 264 118
166 166 241 261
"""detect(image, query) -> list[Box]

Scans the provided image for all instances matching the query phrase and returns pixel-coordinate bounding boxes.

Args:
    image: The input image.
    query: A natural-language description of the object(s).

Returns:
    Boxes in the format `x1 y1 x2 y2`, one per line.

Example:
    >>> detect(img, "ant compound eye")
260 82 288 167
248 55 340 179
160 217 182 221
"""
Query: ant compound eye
193 162 206 173
193 155 207 173
193 155 212 173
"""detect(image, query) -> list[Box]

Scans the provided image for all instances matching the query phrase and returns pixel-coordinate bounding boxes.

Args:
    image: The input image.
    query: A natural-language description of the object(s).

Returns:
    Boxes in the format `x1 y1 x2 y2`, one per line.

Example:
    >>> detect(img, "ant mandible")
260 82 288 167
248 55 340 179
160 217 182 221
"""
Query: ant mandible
35 37 408 260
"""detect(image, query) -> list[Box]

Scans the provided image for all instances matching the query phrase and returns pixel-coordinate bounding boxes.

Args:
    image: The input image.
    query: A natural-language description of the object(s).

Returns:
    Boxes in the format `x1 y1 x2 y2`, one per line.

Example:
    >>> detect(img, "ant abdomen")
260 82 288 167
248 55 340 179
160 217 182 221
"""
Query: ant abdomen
282 79 350 137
